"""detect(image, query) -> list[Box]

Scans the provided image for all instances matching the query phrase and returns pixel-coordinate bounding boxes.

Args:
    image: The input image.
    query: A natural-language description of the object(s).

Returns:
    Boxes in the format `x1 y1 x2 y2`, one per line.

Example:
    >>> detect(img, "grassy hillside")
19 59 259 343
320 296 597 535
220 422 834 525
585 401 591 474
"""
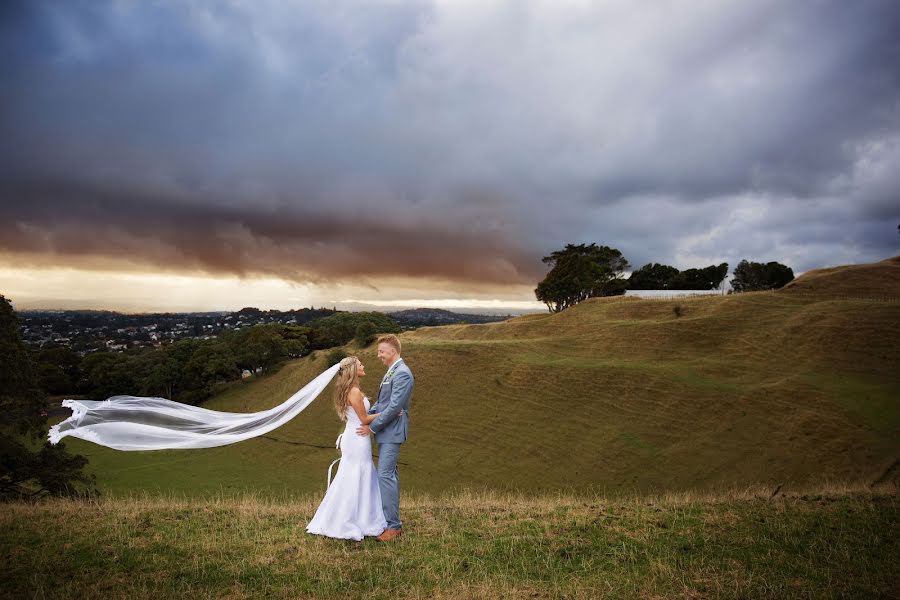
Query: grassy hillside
50 257 900 499
780 255 900 297
2 484 897 599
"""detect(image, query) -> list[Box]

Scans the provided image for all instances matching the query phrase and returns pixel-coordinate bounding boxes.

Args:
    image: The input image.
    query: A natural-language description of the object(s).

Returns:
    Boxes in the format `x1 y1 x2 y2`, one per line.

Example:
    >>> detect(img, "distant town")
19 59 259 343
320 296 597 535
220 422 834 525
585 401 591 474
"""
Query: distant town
17 306 512 355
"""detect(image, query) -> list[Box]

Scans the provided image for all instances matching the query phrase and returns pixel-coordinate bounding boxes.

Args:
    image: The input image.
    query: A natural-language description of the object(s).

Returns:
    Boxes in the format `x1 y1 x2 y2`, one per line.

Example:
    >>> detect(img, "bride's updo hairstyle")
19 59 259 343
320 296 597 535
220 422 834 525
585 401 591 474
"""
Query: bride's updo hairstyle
333 356 360 421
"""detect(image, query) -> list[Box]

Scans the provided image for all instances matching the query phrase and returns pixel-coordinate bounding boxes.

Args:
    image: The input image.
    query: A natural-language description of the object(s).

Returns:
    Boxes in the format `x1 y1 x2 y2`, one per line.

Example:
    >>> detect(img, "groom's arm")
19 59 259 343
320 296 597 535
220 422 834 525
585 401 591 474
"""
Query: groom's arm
369 371 412 433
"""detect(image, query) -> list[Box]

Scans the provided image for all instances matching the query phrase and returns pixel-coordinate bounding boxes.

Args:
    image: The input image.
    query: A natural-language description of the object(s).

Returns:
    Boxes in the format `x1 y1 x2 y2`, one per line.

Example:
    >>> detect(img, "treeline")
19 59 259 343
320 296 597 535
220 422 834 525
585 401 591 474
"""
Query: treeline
33 311 401 405
535 243 794 313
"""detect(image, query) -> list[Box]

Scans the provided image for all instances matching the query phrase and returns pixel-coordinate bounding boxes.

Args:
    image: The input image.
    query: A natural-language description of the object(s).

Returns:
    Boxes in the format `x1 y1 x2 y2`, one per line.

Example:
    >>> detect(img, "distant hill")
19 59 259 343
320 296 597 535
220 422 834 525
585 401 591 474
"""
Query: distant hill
53 256 900 498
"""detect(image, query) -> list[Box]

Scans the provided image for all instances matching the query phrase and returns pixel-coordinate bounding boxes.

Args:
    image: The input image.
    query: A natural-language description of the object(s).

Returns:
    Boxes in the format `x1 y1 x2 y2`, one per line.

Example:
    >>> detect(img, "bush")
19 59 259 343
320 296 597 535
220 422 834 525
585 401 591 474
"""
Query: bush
672 304 683 318
326 349 348 367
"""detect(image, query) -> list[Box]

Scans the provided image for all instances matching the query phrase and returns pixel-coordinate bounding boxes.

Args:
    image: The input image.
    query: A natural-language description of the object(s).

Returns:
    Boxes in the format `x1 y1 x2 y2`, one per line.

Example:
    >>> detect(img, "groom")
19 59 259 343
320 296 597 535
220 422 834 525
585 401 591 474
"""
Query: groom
356 334 414 541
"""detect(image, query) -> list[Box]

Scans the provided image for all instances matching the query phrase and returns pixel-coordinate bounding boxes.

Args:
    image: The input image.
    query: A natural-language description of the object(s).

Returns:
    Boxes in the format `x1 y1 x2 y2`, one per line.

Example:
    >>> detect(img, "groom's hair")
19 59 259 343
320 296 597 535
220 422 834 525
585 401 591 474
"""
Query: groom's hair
377 334 401 354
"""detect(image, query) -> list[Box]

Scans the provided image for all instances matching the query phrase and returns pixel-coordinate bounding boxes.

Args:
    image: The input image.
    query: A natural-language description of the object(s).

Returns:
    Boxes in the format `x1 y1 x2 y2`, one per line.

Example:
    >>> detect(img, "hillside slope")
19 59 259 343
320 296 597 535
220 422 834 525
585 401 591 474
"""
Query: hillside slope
55 258 900 498
780 255 900 297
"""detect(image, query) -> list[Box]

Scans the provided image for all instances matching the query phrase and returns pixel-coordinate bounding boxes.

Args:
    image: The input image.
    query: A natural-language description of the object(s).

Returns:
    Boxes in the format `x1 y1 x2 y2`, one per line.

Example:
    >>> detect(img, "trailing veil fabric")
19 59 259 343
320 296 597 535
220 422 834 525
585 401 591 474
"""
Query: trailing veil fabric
47 363 340 451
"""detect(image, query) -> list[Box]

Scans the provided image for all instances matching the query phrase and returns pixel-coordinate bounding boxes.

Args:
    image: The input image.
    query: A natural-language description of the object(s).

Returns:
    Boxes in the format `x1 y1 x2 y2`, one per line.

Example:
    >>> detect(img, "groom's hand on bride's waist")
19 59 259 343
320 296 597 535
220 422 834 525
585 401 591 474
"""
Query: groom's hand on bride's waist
359 409 404 436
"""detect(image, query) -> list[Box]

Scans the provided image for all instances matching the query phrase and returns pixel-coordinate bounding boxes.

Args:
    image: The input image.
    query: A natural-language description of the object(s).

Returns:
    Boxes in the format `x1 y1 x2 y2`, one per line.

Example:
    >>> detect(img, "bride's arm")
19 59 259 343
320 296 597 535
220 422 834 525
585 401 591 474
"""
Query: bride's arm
349 388 403 424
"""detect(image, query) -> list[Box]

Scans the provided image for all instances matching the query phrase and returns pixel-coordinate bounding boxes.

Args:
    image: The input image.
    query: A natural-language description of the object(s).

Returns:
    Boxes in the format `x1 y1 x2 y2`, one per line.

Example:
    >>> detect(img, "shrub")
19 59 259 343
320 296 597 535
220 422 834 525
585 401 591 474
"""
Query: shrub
326 348 348 367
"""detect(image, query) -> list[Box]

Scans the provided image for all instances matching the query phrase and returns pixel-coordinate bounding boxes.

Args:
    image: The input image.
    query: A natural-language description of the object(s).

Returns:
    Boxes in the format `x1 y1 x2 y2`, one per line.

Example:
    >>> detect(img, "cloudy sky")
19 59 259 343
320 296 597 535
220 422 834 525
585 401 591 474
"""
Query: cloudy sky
1 0 898 313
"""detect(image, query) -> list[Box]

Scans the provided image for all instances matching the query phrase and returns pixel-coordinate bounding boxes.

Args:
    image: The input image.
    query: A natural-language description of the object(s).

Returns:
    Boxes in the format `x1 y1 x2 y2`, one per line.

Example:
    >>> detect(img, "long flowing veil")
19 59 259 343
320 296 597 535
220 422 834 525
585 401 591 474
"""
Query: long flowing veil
47 363 340 451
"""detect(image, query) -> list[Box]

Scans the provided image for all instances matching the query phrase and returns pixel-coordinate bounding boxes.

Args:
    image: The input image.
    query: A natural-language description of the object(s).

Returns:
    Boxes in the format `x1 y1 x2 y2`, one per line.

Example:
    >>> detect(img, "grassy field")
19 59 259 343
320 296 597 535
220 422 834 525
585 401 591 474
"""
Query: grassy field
2 483 897 599
48 258 900 500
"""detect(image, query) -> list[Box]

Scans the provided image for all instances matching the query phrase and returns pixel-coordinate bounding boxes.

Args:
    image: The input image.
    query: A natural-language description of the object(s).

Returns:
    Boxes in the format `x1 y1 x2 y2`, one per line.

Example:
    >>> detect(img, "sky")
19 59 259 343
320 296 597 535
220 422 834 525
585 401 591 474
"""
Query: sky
1 0 898 313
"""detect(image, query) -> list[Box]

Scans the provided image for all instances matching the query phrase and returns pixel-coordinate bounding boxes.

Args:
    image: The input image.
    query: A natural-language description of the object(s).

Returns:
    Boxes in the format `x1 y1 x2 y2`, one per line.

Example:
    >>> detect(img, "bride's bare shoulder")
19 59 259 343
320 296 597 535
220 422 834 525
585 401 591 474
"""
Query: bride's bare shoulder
348 386 364 400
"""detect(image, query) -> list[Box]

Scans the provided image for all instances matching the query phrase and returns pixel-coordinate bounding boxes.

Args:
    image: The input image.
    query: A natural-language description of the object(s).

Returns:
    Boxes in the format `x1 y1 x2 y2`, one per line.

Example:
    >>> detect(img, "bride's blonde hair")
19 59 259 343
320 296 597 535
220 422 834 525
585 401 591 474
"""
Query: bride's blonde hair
333 356 360 421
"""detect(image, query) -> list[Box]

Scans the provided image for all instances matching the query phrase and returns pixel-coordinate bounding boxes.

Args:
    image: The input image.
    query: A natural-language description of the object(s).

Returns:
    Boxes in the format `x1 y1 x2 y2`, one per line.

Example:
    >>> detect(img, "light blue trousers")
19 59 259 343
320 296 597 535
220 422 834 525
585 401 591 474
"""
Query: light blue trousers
377 442 402 530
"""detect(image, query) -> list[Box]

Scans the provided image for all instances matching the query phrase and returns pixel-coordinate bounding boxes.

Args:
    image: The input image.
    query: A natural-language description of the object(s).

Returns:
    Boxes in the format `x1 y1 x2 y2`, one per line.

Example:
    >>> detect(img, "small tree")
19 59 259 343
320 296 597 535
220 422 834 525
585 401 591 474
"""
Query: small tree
326 348 348 367
535 243 630 312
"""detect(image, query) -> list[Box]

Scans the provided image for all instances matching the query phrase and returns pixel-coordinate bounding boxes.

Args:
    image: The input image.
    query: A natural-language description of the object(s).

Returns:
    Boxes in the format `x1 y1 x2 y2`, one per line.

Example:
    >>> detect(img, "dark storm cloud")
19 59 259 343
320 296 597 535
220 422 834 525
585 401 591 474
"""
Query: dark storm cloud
0 176 540 285
1 0 898 286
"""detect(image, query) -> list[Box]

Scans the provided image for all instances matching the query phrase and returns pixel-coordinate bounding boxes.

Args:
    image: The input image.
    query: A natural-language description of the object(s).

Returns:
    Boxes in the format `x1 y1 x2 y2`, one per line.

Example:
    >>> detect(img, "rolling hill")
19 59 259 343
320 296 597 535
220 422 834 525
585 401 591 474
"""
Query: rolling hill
780 255 900 297
51 256 900 499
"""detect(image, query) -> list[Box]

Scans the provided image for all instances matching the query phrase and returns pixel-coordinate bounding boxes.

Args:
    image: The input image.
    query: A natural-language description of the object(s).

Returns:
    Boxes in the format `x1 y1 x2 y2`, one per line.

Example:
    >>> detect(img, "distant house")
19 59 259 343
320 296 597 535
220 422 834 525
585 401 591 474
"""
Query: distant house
241 369 252 380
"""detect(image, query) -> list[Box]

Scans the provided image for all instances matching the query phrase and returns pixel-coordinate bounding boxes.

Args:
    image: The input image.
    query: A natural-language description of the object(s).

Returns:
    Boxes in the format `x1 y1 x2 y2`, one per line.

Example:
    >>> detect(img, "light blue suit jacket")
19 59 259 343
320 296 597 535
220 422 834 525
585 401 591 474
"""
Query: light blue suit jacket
367 358 414 444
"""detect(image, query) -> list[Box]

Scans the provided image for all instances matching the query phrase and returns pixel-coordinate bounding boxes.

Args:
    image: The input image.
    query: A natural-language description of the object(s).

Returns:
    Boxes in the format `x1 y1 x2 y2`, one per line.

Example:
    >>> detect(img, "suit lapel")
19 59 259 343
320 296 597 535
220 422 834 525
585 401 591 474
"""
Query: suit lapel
380 360 402 388
376 359 404 409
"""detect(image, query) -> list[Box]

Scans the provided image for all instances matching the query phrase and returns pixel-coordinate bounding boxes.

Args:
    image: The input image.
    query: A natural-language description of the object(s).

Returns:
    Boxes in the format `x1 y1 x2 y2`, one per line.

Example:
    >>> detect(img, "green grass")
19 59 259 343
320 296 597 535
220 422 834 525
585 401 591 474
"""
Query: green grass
47 289 900 499
2 484 897 599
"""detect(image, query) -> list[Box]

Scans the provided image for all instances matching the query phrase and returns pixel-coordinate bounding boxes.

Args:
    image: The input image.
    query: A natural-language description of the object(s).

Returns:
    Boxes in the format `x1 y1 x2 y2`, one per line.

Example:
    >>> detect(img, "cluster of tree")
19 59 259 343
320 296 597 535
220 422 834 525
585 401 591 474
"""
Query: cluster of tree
535 243 794 312
307 311 401 350
730 260 795 292
31 311 401 405
1 294 96 500
628 262 729 290
32 325 300 405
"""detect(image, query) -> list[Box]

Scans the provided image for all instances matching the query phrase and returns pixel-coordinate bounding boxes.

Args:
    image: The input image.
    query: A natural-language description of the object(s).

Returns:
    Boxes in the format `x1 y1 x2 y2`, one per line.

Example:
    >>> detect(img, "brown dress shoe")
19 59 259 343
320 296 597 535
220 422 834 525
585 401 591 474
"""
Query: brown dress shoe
376 528 403 541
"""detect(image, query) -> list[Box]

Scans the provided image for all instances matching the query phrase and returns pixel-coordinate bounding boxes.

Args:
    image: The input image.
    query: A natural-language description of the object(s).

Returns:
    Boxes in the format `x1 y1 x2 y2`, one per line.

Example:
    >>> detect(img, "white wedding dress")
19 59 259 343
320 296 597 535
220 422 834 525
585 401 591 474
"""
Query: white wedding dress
306 396 387 541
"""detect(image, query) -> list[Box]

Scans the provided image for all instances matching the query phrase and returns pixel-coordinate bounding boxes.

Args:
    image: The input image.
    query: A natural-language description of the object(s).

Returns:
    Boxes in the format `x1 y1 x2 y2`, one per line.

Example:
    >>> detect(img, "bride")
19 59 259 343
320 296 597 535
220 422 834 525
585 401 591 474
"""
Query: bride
306 356 390 541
